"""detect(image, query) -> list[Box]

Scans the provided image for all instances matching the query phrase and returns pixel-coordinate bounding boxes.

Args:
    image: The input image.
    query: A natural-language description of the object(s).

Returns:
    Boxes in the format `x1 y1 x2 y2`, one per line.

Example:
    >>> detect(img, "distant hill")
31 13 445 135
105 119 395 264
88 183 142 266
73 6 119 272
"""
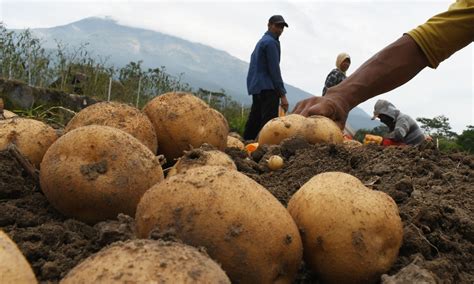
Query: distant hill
24 17 379 130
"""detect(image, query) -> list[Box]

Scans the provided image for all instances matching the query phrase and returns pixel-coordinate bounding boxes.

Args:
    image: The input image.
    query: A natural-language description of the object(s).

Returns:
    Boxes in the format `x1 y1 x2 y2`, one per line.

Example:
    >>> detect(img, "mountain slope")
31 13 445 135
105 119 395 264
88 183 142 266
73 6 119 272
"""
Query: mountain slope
27 17 379 130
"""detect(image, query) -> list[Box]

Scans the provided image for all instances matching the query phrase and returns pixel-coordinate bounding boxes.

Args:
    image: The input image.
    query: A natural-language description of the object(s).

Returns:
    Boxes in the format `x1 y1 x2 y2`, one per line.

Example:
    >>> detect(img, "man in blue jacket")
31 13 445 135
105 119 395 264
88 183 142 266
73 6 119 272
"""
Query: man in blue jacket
243 15 289 140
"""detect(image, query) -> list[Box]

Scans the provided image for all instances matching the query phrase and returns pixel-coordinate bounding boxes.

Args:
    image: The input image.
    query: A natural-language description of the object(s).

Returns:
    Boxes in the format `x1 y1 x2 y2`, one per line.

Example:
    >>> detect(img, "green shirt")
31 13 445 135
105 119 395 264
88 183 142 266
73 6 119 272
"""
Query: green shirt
407 0 474 68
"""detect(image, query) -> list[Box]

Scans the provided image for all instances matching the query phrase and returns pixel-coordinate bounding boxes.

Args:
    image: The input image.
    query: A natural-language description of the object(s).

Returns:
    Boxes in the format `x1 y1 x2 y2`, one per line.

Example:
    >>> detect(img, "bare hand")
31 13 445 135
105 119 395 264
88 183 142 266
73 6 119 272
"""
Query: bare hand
280 96 289 112
291 95 349 130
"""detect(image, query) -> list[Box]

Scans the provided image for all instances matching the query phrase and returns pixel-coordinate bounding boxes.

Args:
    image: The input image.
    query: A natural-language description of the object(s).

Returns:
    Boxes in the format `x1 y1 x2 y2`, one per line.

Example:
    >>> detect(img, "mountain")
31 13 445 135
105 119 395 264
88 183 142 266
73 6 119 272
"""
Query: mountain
26 17 379 130
347 107 381 131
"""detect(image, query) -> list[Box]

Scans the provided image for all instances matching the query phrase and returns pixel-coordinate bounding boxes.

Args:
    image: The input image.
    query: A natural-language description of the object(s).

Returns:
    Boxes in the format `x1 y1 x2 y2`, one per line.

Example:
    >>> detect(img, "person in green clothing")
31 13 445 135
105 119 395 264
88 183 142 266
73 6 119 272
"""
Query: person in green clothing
292 0 473 129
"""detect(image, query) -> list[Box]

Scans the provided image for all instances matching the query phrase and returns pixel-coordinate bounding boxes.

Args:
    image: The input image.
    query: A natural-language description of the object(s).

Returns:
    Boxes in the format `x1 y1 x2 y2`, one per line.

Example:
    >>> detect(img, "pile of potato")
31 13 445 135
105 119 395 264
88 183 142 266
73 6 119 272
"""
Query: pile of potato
258 114 344 146
1 93 406 283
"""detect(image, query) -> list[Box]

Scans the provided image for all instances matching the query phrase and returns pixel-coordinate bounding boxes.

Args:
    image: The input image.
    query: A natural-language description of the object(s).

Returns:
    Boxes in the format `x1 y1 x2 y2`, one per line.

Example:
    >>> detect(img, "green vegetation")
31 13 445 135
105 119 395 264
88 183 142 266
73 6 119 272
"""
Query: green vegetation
416 115 472 153
456 126 474 154
0 22 250 134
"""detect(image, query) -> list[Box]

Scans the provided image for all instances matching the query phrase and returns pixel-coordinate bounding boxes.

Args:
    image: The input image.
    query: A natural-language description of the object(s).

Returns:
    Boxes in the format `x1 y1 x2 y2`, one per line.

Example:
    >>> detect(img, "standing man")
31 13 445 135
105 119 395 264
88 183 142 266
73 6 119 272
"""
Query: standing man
243 15 289 140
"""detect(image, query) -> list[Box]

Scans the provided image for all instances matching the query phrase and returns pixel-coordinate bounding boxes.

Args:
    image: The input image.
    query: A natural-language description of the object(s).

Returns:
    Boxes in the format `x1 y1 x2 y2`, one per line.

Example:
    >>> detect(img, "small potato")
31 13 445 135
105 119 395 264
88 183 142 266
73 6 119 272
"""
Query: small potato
0 231 37 284
0 118 58 168
258 114 306 146
143 92 229 162
61 239 230 284
267 155 284 171
226 135 245 150
304 115 343 144
136 166 302 283
64 101 158 154
40 125 164 224
167 148 236 177
288 172 403 284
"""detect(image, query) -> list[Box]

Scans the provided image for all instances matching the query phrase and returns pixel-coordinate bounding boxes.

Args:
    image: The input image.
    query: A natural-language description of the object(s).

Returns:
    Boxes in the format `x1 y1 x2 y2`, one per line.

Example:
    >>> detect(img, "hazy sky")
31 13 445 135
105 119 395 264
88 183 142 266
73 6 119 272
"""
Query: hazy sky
1 0 473 133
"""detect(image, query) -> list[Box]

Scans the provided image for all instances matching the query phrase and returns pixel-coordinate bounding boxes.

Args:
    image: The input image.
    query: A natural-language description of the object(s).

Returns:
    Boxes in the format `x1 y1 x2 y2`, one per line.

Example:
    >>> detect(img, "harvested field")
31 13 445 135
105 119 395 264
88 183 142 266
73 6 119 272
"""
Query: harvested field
1 138 473 283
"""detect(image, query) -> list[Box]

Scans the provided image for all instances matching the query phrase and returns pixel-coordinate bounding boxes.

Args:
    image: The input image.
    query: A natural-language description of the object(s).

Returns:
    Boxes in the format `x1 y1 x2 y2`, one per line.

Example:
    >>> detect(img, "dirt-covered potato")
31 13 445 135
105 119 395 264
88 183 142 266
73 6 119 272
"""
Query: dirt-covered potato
257 114 306 145
64 101 158 154
0 231 37 284
343 139 363 148
136 166 302 283
40 125 164 224
304 115 343 144
167 148 236 177
143 92 229 162
61 239 230 284
288 172 403 284
0 118 58 168
226 135 244 150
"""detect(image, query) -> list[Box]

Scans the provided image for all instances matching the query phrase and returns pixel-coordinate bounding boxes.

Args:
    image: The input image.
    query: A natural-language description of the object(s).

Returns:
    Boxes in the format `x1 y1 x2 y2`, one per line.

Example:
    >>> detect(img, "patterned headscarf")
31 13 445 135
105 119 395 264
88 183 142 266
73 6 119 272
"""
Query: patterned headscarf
336 53 351 74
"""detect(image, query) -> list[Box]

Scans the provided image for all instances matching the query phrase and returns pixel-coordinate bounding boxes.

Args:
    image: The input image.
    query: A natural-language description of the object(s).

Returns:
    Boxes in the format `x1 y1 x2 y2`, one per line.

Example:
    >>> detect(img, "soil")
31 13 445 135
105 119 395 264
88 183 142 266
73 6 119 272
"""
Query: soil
1 138 473 283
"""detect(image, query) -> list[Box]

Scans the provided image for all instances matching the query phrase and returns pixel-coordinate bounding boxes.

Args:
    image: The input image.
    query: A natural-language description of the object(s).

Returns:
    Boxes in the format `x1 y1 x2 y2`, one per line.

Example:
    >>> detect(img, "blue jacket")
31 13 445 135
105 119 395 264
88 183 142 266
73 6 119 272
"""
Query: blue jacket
247 31 286 96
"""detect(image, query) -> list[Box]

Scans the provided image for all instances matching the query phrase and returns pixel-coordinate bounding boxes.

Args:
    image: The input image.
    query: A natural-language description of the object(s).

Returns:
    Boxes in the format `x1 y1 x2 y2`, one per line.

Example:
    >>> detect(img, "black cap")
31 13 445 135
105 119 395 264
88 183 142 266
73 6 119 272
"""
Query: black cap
269 15 288 27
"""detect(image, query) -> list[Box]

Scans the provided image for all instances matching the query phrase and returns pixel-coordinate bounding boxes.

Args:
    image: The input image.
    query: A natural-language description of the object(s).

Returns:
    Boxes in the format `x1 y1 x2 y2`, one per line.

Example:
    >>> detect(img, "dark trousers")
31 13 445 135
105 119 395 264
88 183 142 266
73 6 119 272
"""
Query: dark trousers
243 89 280 140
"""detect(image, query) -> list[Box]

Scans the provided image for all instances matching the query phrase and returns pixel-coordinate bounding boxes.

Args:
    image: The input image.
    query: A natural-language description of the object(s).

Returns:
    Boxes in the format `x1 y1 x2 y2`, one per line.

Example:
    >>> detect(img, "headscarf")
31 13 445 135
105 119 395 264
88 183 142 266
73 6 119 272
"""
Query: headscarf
336 53 351 74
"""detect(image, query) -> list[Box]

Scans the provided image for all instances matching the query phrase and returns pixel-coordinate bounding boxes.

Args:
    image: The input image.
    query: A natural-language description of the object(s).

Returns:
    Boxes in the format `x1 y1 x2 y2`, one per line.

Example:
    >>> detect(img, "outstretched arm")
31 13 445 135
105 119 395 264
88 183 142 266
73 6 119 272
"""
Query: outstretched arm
293 35 429 129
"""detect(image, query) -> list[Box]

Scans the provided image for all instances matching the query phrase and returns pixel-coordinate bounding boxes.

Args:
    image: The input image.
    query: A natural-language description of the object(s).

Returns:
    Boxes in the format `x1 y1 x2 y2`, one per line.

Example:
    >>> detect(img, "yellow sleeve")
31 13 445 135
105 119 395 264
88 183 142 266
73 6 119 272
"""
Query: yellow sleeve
407 0 474 68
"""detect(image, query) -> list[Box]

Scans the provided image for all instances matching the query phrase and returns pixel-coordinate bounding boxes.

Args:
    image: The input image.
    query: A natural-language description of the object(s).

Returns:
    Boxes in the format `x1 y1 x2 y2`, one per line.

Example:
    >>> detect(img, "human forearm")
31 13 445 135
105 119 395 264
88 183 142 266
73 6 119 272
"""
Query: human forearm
326 35 429 112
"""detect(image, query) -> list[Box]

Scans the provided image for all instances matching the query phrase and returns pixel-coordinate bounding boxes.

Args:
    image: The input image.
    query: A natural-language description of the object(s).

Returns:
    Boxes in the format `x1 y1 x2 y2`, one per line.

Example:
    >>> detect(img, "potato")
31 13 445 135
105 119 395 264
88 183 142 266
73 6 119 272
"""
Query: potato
136 166 302 283
40 125 164 224
61 239 230 284
143 92 229 162
344 139 363 148
288 172 403 284
0 118 58 168
267 155 284 171
167 148 236 177
258 114 306 145
0 231 37 284
304 115 343 144
228 131 243 140
226 135 244 150
2 109 17 119
64 101 158 154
